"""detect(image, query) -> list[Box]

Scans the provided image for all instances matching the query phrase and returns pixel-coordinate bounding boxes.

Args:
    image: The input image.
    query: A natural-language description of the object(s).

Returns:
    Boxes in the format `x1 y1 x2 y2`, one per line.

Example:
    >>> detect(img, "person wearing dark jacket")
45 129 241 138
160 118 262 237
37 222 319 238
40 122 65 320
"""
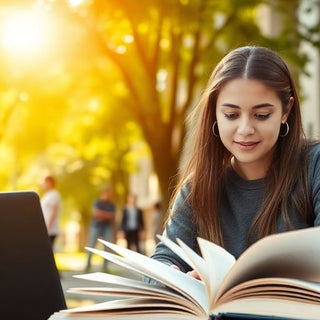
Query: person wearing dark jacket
120 193 144 253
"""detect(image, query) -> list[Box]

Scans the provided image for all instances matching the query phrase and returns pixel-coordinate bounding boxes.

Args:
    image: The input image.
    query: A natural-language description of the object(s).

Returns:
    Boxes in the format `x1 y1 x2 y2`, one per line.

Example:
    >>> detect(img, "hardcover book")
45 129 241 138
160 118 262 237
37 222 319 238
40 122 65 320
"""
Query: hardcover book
49 227 320 320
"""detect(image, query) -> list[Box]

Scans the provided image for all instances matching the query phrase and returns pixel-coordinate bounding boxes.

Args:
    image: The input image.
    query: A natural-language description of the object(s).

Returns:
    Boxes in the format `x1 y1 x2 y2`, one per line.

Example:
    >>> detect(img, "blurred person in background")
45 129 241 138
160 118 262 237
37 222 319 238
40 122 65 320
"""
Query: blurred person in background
41 175 62 248
120 193 144 253
85 187 116 272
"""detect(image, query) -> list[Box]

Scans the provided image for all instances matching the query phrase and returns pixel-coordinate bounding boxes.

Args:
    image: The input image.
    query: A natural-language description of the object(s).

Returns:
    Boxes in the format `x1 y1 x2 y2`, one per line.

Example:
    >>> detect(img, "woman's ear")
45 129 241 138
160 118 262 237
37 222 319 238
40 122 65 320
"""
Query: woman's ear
282 97 294 122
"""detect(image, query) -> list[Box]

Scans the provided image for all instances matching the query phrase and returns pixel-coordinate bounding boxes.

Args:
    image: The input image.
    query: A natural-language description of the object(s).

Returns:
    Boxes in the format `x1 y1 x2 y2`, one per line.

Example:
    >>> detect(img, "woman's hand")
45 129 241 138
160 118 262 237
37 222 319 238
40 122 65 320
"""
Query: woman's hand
171 265 201 280
186 269 201 280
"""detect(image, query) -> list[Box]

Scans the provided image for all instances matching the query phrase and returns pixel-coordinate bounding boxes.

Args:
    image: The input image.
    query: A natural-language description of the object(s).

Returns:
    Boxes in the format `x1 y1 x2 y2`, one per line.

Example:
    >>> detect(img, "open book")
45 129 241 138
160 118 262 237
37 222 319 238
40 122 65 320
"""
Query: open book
49 227 320 320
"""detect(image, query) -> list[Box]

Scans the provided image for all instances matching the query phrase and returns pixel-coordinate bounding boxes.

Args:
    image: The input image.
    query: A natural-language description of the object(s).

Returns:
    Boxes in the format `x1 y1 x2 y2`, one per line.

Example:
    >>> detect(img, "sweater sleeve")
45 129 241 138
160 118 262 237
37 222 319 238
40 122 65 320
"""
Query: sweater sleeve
308 143 320 226
150 184 198 273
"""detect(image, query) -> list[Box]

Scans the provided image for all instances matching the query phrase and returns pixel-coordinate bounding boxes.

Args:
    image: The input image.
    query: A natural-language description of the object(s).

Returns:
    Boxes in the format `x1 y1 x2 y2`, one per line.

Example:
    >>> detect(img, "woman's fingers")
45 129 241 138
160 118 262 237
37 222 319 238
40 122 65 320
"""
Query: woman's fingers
187 270 201 280
171 265 201 280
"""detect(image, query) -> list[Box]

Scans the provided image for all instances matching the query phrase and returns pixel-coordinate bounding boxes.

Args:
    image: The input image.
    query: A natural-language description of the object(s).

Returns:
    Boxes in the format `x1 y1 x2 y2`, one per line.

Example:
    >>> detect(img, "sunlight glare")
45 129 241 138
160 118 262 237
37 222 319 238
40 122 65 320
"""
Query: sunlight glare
1 10 48 56
68 0 84 7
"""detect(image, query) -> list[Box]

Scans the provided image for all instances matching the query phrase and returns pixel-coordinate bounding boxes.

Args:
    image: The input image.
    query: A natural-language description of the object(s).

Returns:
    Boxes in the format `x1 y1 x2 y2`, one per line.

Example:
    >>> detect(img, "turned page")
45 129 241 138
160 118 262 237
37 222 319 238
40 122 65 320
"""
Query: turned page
97 239 209 313
214 226 320 302
158 235 236 307
157 235 210 286
71 272 190 300
196 238 235 309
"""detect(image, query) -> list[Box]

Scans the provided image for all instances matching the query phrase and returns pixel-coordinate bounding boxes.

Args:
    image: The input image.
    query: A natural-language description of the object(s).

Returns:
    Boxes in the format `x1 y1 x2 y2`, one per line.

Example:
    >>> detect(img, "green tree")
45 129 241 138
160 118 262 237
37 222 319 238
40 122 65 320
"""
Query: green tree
53 0 319 208
0 0 319 223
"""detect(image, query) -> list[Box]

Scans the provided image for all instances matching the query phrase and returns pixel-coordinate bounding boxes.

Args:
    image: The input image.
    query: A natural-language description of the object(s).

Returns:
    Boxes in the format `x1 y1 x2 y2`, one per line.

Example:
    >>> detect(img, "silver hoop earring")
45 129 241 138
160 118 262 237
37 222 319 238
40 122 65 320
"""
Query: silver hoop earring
212 121 219 137
279 121 289 137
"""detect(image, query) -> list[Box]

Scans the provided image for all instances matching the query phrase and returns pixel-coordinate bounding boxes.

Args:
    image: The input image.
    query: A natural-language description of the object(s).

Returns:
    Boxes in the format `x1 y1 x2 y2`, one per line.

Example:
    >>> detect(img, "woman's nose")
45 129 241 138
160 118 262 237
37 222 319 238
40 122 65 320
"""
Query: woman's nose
237 118 255 135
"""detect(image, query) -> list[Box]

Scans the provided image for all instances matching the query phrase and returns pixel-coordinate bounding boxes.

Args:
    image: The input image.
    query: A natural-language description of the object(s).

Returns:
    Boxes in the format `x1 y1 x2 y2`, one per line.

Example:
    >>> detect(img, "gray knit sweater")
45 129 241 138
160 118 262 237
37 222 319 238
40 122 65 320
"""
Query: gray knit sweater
151 143 320 273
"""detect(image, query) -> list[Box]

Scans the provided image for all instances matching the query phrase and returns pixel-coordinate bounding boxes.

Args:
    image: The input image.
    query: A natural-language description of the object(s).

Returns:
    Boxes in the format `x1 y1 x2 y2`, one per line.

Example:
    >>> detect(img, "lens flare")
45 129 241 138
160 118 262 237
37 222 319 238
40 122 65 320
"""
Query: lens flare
1 9 48 56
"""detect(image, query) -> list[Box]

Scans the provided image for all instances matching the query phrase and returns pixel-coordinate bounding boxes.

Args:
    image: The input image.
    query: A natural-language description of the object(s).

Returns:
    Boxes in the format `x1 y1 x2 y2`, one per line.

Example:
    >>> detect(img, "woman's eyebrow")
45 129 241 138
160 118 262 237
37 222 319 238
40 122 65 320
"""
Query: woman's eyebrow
220 102 275 109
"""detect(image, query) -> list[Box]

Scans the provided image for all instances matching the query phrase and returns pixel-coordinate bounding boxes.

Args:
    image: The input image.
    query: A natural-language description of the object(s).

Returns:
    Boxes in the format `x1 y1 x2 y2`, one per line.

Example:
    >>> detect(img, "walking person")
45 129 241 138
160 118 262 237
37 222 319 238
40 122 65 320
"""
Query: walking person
85 187 116 272
120 193 144 253
40 175 62 248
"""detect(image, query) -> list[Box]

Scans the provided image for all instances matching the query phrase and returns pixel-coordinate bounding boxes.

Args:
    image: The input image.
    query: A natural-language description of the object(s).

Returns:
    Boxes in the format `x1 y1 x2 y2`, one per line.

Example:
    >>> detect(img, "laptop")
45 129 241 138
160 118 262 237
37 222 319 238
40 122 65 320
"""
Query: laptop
0 191 67 320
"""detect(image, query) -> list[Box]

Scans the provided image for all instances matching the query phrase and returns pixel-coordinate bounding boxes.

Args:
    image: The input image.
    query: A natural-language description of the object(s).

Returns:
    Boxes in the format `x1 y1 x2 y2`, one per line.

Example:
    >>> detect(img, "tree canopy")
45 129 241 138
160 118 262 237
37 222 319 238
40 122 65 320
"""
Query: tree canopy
0 0 319 237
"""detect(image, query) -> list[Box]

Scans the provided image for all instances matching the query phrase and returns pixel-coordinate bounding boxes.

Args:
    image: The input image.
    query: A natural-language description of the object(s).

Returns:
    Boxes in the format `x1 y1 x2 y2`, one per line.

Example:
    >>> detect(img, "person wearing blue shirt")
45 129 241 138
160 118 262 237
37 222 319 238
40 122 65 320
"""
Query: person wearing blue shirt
85 187 116 272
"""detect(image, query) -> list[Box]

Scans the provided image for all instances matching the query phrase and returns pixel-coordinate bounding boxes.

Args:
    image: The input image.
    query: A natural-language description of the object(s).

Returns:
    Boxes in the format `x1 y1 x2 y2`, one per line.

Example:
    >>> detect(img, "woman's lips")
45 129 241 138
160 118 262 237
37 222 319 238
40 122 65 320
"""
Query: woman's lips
235 141 259 151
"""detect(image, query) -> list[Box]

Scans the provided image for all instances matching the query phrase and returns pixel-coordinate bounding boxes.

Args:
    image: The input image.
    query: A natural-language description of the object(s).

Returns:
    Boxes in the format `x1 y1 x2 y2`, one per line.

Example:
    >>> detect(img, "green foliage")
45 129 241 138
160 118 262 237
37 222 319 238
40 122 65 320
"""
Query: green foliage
0 0 319 247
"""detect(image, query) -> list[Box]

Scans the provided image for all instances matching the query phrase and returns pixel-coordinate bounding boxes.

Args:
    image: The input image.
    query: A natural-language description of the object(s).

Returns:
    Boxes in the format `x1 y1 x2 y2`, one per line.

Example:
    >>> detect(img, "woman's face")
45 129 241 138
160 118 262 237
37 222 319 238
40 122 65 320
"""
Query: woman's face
216 78 292 179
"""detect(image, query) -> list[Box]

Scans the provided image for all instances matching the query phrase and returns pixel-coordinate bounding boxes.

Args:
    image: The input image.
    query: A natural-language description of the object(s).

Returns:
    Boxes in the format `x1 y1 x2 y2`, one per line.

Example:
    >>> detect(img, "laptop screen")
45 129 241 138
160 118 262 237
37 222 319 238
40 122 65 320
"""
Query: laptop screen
0 191 67 320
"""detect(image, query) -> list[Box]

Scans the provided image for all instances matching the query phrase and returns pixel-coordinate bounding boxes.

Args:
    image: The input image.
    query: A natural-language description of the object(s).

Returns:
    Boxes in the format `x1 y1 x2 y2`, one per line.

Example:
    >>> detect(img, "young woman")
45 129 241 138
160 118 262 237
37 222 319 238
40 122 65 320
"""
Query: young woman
150 46 320 276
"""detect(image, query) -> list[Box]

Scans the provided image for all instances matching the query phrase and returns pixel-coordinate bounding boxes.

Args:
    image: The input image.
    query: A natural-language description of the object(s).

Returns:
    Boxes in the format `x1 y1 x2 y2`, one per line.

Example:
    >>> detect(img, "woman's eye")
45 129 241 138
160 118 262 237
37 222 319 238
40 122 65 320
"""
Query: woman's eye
224 113 239 120
255 114 270 120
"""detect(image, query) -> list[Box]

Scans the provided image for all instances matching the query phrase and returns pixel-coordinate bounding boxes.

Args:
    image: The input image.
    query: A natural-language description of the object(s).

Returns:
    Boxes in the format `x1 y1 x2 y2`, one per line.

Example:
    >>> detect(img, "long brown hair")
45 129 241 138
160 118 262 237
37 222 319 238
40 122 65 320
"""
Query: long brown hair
169 46 311 247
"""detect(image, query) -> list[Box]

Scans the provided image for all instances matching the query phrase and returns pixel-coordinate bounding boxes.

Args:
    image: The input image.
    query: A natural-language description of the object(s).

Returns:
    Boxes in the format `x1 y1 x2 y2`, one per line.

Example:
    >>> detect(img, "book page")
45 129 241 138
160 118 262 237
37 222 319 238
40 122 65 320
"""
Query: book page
68 287 201 311
157 235 236 309
50 310 204 320
216 277 320 306
156 235 199 271
196 237 235 307
61 297 200 315
72 272 192 302
212 296 320 320
74 272 166 291
156 235 210 286
95 239 209 314
215 226 320 301
49 313 204 320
